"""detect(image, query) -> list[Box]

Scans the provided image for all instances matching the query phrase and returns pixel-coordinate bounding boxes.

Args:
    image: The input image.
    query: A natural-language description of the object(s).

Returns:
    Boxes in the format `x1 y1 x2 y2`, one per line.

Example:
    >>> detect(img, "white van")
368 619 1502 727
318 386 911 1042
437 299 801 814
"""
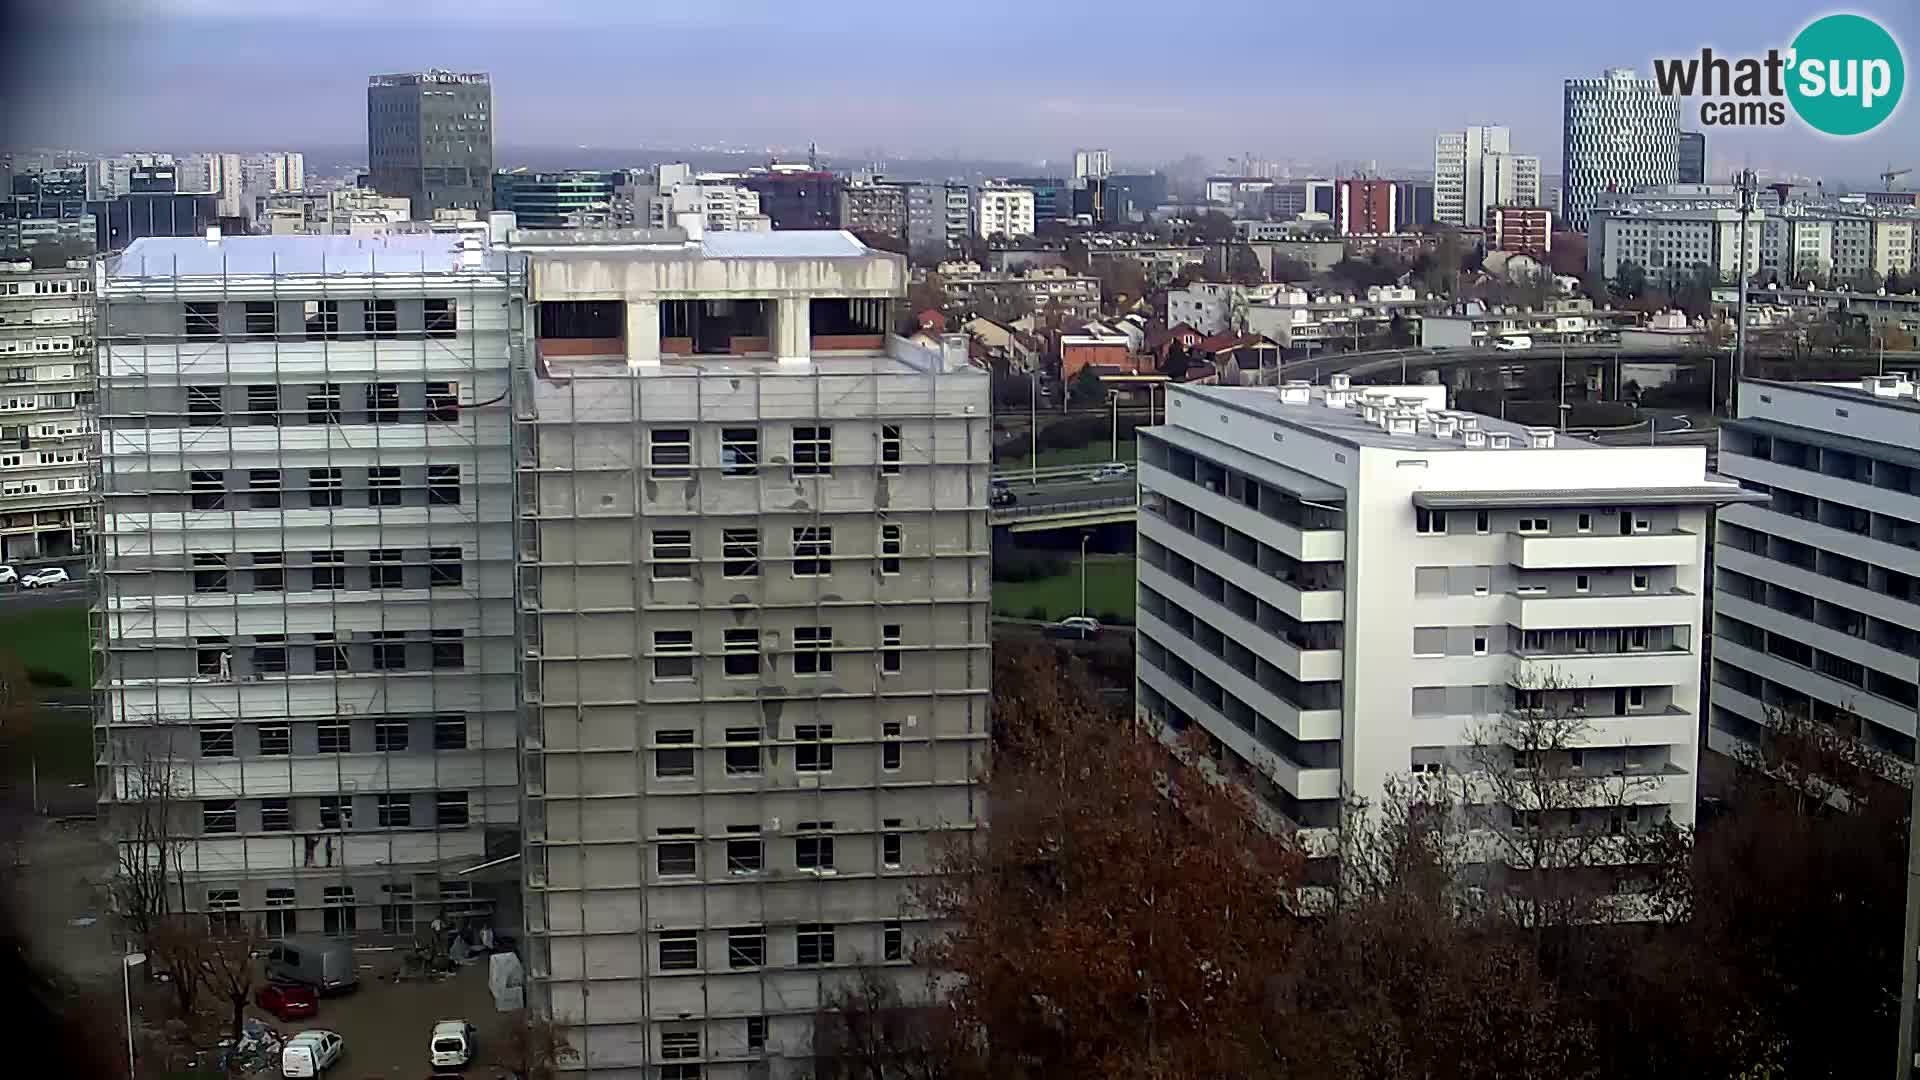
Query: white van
281 1030 344 1077
430 1020 477 1068
1493 334 1534 351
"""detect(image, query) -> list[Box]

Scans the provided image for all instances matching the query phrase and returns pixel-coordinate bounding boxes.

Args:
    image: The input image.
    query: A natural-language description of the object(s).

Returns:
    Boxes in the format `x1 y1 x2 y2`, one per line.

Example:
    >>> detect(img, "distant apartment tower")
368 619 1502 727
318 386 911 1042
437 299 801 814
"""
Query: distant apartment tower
1711 376 1920 771
493 172 616 229
1074 148 1112 183
515 228 989 1077
1335 178 1398 237
1677 131 1706 185
740 167 840 230
368 70 495 219
943 183 971 251
649 174 765 234
1434 126 1539 228
1562 69 1680 232
1393 180 1437 231
1488 206 1552 256
95 233 524 944
0 257 95 559
975 183 1037 240
899 182 947 257
1588 204 1764 288
1135 380 1754 850
839 179 909 242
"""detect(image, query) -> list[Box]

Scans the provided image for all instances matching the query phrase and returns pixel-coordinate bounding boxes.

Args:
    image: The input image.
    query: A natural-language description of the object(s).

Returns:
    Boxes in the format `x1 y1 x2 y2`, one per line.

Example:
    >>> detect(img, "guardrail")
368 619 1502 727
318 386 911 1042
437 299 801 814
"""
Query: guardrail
991 494 1137 524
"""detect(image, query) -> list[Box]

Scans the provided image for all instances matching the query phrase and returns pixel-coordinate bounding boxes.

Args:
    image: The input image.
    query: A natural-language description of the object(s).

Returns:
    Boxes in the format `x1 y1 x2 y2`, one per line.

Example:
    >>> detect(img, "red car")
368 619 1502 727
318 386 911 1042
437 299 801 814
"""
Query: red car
254 981 319 1021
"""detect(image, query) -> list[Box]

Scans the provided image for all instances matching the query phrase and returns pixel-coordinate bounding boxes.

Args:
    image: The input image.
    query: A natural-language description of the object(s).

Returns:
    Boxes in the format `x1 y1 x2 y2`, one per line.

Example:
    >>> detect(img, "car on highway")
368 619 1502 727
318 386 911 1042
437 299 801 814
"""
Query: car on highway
1048 615 1102 639
20 567 70 589
1493 334 1533 352
1085 463 1132 482
254 981 319 1022
991 488 1016 508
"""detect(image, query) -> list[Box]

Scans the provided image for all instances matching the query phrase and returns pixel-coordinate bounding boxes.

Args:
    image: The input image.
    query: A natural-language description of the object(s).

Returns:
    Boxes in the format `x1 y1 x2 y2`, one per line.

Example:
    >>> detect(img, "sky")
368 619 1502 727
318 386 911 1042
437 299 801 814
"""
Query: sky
7 0 1920 181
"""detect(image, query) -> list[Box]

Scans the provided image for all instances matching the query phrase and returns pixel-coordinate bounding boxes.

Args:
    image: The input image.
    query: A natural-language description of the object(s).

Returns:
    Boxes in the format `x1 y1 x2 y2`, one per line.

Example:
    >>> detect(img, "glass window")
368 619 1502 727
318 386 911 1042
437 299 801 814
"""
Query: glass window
721 427 758 476
428 465 461 505
723 528 759 578
723 629 760 677
793 626 833 675
658 931 698 971
431 630 464 669
792 425 833 476
258 725 289 756
653 630 694 679
261 798 291 832
724 728 761 776
435 791 469 826
649 428 692 478
796 923 835 966
655 730 696 778
375 719 409 752
368 466 402 506
433 715 468 750
880 524 902 575
199 725 235 758
729 927 766 968
794 724 833 772
652 531 693 580
881 423 902 475
792 526 832 577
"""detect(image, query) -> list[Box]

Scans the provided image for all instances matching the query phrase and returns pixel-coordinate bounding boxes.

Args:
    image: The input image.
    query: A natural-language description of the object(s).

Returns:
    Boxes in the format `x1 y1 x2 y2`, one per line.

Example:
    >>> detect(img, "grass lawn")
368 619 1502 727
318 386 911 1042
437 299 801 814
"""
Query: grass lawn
993 556 1136 622
996 439 1137 472
0 602 89 687
19 706 92 788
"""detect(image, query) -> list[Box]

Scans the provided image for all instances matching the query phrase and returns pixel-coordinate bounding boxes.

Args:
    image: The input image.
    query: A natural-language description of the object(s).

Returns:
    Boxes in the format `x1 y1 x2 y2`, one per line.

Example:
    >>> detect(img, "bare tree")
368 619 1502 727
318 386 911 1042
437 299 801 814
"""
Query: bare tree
145 914 209 1020
813 967 972 1080
1731 700 1901 817
200 920 263 1054
499 1009 578 1080
111 741 190 945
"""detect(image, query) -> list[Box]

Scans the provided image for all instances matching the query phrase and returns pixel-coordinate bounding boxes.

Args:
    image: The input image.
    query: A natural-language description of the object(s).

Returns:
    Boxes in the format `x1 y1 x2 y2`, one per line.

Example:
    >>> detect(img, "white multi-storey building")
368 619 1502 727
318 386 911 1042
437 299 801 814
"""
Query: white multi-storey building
1134 378 1757 850
1711 377 1920 768
510 226 989 1078
974 182 1036 240
95 232 524 942
0 258 95 560
1562 69 1680 232
648 174 765 234
1074 148 1112 183
1433 126 1538 227
1588 205 1765 286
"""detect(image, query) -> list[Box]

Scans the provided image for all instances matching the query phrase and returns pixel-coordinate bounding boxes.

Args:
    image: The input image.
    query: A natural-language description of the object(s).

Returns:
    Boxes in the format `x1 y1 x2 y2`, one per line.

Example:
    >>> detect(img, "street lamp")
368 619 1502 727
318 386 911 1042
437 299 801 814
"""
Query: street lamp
1079 531 1092 618
123 950 146 1080
1029 367 1038 486
1109 390 1121 462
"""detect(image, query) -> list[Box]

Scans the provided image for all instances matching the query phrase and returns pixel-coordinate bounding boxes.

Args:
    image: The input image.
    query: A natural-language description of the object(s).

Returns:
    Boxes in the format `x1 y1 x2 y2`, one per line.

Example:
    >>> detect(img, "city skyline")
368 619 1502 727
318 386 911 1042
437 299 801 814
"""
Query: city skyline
11 0 1920 181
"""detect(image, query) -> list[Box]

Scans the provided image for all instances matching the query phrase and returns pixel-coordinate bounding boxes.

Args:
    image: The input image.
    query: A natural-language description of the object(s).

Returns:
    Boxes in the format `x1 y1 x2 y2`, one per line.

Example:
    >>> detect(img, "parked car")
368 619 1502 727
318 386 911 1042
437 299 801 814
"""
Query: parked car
1086 463 1132 482
267 936 358 995
20 567 68 588
254 981 319 1022
0 565 16 585
281 1030 344 1077
1048 615 1102 639
429 1020 478 1069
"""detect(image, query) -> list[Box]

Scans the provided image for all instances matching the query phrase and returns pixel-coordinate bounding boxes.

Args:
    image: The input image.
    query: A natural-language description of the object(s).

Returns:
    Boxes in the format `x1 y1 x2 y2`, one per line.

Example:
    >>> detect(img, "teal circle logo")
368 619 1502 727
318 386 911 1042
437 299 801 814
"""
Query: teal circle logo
1787 13 1904 136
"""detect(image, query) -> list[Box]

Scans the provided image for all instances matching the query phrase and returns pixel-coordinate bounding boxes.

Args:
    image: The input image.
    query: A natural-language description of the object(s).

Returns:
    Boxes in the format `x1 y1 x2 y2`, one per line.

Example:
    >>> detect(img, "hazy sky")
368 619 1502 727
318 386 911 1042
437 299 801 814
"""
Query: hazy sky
10 0 1920 179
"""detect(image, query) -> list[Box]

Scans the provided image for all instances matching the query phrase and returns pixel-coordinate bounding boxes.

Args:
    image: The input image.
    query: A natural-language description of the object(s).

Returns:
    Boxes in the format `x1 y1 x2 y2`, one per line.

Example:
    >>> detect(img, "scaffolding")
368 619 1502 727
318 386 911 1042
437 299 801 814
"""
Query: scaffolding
92 238 525 943
514 317 991 1076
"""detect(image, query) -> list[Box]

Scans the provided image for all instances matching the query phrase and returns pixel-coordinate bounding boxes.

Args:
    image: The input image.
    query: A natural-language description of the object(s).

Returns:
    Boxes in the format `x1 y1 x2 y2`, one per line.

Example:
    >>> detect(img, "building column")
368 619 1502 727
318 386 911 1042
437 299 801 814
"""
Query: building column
775 297 811 365
625 299 659 368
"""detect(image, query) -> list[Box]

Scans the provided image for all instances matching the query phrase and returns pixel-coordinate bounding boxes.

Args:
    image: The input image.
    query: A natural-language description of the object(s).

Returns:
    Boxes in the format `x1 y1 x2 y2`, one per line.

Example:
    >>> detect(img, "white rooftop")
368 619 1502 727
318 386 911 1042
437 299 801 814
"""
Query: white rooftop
110 234 504 278
698 230 872 259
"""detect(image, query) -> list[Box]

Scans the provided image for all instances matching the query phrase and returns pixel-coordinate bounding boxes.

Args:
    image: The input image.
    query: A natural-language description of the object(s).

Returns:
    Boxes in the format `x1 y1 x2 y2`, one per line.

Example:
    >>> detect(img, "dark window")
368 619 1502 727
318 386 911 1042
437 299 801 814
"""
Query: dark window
193 553 229 593
202 800 236 834
372 632 408 670
306 383 341 424
650 428 692 479
655 730 696 778
723 528 759 578
880 525 902 575
196 637 227 677
364 299 398 337
377 795 411 827
261 797 291 832
253 636 287 675
431 629 464 669
656 840 696 877
794 724 833 772
429 547 462 586
658 931 698 971
366 382 399 423
433 715 468 750
246 384 280 425
721 427 758 476
311 550 345 590
186 385 224 427
882 819 903 867
428 465 460 505
793 626 833 675
304 301 339 339
724 728 761 776
795 827 834 871
190 470 225 510
882 720 902 769
796 923 835 965
370 548 404 589
317 724 351 755
884 920 904 961
726 828 763 873
258 725 289 756
792 425 833 476
653 630 694 679
249 469 280 509
881 423 902 475
661 1031 701 1061
651 530 693 580
723 629 760 676
374 719 409 752
435 791 469 826
728 927 766 968
368 466 402 506
746 1017 766 1052
199 725 234 758
184 303 220 338
244 302 276 337
425 380 458 421
792 527 831 577
308 468 343 508
315 638 348 673
425 300 457 339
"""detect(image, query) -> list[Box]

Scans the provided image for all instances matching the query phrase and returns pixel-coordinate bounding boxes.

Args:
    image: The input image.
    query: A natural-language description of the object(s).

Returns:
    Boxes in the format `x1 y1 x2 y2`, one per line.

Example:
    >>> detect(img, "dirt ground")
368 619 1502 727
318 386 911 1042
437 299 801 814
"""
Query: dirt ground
255 957 519 1078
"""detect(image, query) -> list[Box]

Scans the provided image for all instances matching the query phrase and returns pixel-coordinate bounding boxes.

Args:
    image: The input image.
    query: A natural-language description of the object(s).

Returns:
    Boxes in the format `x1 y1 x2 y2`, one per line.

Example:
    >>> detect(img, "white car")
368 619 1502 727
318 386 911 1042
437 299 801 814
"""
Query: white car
1050 615 1103 639
1086 463 1132 482
20 567 69 589
281 1030 344 1077
0 565 15 585
430 1019 477 1068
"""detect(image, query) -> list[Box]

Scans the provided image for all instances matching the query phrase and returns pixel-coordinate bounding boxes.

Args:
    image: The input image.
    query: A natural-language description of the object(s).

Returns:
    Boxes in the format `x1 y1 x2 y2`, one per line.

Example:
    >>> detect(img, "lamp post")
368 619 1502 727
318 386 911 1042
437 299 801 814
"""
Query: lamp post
1110 390 1120 462
123 950 146 1080
1079 531 1092 618
1029 367 1038 485
1732 168 1756 418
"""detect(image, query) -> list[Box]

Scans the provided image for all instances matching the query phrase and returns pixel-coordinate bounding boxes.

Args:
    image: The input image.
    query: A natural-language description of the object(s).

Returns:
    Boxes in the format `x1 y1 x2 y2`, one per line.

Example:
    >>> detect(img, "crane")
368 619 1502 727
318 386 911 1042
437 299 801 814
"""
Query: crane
1882 165 1912 190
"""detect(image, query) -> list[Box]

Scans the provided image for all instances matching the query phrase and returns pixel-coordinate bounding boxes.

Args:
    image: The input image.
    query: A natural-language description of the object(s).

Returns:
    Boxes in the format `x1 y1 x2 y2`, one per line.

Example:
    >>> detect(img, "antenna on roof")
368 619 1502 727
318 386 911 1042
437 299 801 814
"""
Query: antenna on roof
808 142 818 170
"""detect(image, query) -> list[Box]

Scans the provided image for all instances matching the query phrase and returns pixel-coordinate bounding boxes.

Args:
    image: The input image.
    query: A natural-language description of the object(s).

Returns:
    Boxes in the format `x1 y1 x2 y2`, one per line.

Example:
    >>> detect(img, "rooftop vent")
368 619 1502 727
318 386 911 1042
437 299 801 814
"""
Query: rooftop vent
204 225 221 246
1488 431 1513 449
1323 389 1351 409
1387 409 1419 435
1526 426 1556 449
1459 415 1480 432
1395 395 1428 417
1864 374 1904 397
1463 429 1488 447
1433 415 1459 438
1329 372 1352 392
1279 380 1311 405
1362 401 1382 424
458 236 484 270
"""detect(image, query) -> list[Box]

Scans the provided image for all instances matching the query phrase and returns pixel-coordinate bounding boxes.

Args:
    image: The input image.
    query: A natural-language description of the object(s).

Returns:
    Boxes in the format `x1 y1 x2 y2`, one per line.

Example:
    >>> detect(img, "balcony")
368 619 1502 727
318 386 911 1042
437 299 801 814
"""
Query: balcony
1506 530 1697 569
1510 591 1700 631
1512 648 1696 689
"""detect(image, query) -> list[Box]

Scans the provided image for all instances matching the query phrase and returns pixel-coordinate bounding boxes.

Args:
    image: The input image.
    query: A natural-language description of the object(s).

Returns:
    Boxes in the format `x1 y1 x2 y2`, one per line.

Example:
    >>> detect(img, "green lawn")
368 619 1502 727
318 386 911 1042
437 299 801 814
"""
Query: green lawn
19 706 92 788
993 556 1137 622
997 439 1137 471
0 602 89 687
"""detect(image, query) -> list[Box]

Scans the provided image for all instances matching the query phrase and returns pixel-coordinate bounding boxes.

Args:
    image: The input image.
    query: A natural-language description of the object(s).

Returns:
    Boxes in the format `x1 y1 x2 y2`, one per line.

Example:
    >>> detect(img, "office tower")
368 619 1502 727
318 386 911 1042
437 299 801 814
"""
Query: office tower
1006 176 1068 222
1135 379 1755 850
1392 180 1436 231
1562 68 1680 232
974 182 1037 239
1074 148 1112 183
1677 131 1706 185
1711 376 1920 769
1105 173 1168 224
95 233 524 949
0 257 95 558
493 171 616 229
514 228 989 1076
271 152 306 195
1334 178 1398 237
739 166 839 230
368 70 495 219
88 188 219 252
898 181 946 258
1434 126 1540 227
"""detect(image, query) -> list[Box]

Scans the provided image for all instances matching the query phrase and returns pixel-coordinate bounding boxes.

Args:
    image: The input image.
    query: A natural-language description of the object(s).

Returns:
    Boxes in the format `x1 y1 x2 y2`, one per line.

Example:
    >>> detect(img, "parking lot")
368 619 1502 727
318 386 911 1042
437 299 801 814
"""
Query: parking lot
254 957 520 1078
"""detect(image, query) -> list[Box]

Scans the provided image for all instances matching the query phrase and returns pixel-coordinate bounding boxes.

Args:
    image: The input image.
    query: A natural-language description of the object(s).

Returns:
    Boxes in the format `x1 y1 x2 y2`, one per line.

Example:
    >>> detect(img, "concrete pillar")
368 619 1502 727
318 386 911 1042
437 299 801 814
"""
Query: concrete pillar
775 297 811 365
625 299 660 368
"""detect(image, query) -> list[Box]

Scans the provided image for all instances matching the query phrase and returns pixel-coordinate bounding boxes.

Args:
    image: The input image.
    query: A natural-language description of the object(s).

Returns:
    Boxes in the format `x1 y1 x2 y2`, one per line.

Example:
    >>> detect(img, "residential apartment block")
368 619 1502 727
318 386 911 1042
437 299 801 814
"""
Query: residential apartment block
974 182 1036 240
1711 377 1920 768
512 226 989 1076
1433 126 1539 228
95 233 525 945
1135 378 1756 851
0 257 95 559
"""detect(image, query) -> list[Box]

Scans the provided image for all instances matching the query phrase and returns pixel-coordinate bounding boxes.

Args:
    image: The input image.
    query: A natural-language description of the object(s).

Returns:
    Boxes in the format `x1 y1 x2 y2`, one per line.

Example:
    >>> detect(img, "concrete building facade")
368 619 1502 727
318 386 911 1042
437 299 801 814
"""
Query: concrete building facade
511 227 990 1076
974 183 1037 240
368 70 495 219
1711 377 1920 767
1562 69 1680 232
95 233 525 946
1136 379 1755 852
1434 127 1538 227
0 257 95 559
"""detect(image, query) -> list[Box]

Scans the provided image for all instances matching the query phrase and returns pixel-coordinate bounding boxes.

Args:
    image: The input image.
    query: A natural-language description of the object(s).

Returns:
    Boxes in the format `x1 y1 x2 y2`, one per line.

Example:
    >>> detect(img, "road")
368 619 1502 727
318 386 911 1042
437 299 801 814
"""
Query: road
1000 477 1136 512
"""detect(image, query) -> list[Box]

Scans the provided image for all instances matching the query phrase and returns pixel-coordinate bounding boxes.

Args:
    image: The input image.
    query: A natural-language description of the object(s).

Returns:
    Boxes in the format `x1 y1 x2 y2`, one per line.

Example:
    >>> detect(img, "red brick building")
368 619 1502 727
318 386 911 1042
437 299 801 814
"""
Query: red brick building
1335 178 1398 237
1487 206 1552 257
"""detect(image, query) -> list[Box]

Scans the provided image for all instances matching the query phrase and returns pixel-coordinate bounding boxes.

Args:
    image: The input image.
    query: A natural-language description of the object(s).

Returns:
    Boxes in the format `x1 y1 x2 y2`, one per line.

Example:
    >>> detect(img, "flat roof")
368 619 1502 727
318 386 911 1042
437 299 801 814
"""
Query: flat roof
1181 383 1597 453
110 234 507 278
1748 377 1920 416
698 230 873 259
1413 486 1766 509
